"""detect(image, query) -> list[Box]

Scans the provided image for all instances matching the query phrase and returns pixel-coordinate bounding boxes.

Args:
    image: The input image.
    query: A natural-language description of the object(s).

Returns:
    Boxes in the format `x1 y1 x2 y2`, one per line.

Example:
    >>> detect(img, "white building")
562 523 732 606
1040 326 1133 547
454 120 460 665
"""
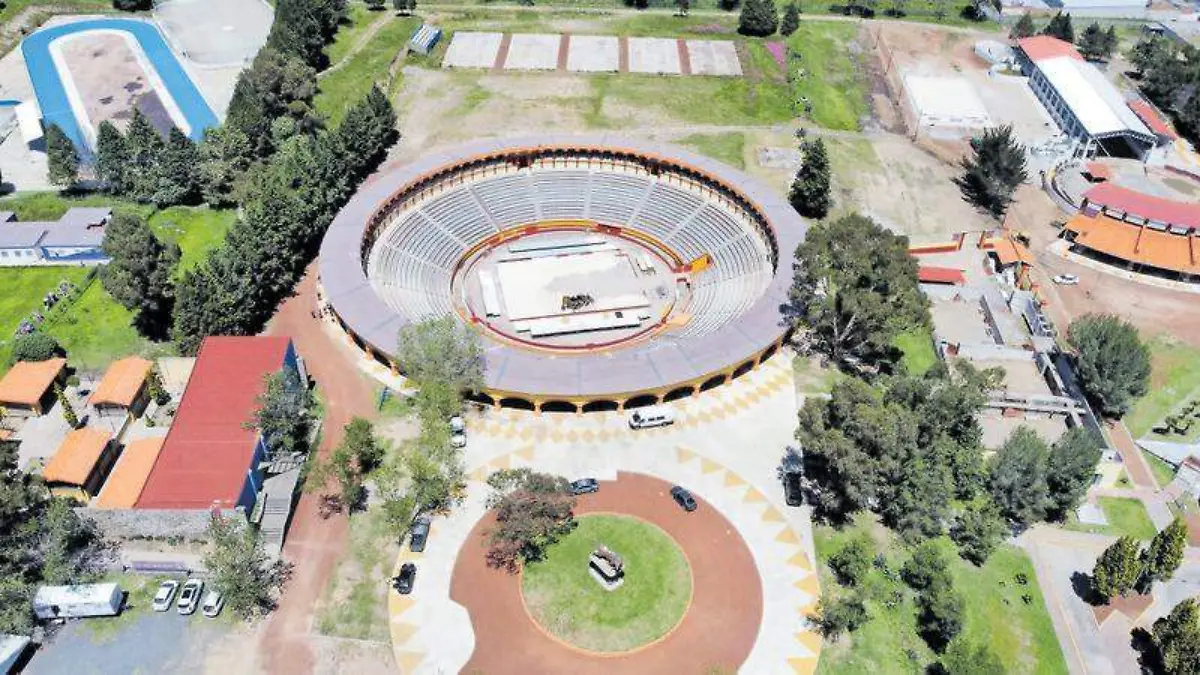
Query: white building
0 207 111 266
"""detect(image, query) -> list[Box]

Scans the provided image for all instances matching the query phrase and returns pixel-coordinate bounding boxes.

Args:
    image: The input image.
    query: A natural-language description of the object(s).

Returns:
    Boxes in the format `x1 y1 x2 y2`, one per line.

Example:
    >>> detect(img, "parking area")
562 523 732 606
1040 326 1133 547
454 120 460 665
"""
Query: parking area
153 0 273 67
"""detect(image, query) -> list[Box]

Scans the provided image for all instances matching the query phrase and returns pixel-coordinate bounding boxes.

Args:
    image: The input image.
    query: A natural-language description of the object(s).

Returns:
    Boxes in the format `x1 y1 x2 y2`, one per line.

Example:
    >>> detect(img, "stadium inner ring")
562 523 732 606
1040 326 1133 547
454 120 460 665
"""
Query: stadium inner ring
319 136 807 412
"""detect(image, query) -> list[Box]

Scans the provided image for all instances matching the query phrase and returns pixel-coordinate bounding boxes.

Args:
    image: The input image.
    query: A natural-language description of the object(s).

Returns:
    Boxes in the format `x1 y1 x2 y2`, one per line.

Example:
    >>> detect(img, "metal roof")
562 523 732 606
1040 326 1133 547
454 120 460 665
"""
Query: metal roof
319 135 807 400
1036 56 1152 139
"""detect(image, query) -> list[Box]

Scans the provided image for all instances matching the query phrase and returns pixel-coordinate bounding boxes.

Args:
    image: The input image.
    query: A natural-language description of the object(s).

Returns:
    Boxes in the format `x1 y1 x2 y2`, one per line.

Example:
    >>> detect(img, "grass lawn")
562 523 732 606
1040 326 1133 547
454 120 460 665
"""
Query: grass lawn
677 132 746 169
587 67 792 128
324 2 382 68
0 266 91 369
1146 453 1177 489
41 278 149 373
1066 497 1158 541
814 514 1067 675
315 16 423 124
522 514 691 652
793 354 846 396
894 326 938 376
315 507 398 641
785 22 869 131
1124 335 1200 439
148 206 236 274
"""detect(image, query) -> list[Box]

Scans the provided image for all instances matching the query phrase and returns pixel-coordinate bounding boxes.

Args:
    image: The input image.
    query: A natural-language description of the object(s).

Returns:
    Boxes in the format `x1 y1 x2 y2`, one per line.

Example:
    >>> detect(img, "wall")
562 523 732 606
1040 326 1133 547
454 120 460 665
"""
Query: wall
81 506 244 542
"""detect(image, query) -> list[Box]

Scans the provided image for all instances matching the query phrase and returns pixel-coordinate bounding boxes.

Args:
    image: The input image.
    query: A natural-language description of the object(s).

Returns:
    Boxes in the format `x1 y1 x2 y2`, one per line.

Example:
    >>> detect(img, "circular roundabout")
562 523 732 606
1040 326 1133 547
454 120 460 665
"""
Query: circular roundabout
520 513 693 653
449 472 763 674
319 135 807 411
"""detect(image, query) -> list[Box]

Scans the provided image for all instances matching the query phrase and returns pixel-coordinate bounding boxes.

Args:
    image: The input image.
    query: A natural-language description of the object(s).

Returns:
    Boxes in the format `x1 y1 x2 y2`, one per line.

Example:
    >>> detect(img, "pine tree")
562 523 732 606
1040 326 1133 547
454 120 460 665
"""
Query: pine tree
1092 535 1143 601
780 3 800 36
954 124 1028 220
1078 21 1115 62
738 0 779 37
44 124 78 188
988 426 1050 527
1141 517 1187 589
1010 13 1036 39
55 384 78 428
124 109 166 203
1153 599 1200 675
198 126 252 207
101 213 181 339
1042 12 1074 43
94 121 128 192
151 127 200 207
789 137 832 218
1045 428 1103 520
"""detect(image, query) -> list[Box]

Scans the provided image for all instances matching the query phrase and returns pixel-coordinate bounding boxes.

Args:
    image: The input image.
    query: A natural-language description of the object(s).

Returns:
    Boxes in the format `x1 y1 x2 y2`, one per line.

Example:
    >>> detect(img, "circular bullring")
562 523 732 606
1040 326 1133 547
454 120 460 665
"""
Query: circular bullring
319 136 806 411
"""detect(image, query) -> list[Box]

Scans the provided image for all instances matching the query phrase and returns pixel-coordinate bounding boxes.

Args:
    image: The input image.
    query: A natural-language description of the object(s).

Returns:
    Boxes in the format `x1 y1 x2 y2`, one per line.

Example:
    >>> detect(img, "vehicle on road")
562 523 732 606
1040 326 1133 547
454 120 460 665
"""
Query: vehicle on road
409 514 431 553
201 590 224 618
394 563 417 595
151 581 179 612
449 416 465 433
1052 274 1079 285
177 579 204 615
628 405 675 429
783 472 803 507
451 432 467 448
569 478 599 495
670 486 697 512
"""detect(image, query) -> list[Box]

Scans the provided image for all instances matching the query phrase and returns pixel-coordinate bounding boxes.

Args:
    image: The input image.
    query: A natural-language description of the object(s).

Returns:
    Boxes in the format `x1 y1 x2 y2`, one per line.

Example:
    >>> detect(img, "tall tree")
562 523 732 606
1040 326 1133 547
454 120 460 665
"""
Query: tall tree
988 426 1050 528
902 540 950 591
484 469 576 572
1045 427 1103 521
203 513 289 617
917 570 964 652
780 3 800 35
1009 13 1036 39
94 121 129 192
738 0 779 36
152 127 201 206
123 108 167 202
950 500 1006 565
940 640 1005 675
1067 314 1151 417
1153 599 1200 675
953 125 1028 219
1077 21 1115 62
198 127 252 207
44 124 79 188
1042 12 1074 43
789 137 832 218
789 214 929 368
225 48 319 159
811 593 869 639
101 213 180 339
247 367 312 460
1141 517 1187 589
396 317 485 394
829 536 873 586
1092 535 1143 601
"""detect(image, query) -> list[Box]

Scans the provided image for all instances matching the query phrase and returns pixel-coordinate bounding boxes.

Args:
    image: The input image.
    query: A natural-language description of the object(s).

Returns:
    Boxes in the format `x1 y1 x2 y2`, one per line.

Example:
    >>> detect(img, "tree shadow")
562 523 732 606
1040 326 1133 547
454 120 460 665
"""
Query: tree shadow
1130 627 1160 674
1070 571 1103 606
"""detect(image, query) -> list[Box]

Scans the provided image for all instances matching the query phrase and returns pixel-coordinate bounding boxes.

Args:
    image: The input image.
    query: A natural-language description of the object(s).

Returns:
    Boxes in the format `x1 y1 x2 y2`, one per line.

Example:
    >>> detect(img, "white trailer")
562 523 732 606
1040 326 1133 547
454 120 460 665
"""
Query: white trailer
32 583 123 620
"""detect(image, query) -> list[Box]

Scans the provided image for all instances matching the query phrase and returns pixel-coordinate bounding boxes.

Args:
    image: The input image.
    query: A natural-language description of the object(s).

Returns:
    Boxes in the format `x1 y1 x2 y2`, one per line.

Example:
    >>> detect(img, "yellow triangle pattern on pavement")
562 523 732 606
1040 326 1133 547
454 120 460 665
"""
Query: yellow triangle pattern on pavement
796 630 823 654
724 471 746 488
794 574 820 596
762 506 785 523
775 527 799 544
389 595 415 619
394 650 426 674
676 447 696 464
390 621 419 646
788 656 819 675
514 446 534 461
787 551 812 570
744 487 766 503
700 457 722 475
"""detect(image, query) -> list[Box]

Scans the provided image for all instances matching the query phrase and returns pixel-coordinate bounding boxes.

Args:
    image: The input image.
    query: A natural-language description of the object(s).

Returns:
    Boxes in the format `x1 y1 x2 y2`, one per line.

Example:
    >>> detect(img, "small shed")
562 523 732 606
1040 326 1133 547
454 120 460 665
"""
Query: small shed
95 436 166 509
0 358 67 416
90 357 153 418
32 583 123 620
43 428 117 502
918 266 967 286
409 24 442 55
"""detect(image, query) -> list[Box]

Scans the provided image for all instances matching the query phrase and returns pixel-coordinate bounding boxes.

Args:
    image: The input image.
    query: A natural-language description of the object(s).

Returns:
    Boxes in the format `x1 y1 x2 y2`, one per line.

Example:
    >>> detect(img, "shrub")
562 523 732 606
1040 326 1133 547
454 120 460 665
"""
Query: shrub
11 332 61 363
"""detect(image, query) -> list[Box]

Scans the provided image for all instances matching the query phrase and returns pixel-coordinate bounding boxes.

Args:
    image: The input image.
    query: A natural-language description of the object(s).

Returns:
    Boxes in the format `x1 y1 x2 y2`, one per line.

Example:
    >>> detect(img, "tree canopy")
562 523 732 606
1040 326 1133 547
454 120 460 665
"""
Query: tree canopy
11 332 61 363
44 124 78 188
954 125 1028 220
1067 314 1151 417
101 213 181 340
247 367 311 461
1077 22 1118 62
1045 427 1103 521
738 0 779 36
1153 598 1200 675
484 469 577 572
203 513 289 617
1129 37 1200 147
1142 516 1187 590
396 316 486 394
780 3 800 35
789 137 832 219
1009 13 1036 39
1092 535 1143 601
1042 12 1074 42
988 426 1050 528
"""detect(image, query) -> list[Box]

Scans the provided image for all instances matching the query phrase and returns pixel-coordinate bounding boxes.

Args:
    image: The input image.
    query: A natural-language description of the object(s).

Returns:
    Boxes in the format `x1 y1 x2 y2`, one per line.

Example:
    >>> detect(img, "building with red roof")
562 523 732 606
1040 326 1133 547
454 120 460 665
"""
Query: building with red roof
1081 183 1200 231
917 266 966 286
1015 36 1084 64
135 336 297 511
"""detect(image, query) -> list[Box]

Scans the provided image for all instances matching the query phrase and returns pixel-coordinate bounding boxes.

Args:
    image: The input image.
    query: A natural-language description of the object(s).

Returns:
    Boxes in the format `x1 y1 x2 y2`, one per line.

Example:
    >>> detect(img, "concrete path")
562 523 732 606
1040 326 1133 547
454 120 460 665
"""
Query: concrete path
1106 420 1159 490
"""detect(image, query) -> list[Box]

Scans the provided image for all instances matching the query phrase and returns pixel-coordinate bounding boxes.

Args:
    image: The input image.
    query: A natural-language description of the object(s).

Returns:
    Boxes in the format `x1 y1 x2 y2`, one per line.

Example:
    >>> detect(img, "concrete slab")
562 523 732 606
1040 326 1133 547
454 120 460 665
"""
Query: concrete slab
566 35 620 73
627 37 680 75
686 40 742 77
443 32 503 70
503 33 560 71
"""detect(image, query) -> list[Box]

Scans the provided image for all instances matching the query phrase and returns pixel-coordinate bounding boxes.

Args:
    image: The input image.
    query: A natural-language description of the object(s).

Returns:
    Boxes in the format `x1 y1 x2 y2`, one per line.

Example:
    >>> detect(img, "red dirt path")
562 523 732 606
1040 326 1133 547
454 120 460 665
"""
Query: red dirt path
258 266 378 673
451 471 763 674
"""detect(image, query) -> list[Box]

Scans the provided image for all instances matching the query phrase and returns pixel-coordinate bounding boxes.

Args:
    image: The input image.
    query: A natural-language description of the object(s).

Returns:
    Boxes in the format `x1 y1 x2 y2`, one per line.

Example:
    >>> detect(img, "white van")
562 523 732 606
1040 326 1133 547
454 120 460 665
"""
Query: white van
628 405 675 429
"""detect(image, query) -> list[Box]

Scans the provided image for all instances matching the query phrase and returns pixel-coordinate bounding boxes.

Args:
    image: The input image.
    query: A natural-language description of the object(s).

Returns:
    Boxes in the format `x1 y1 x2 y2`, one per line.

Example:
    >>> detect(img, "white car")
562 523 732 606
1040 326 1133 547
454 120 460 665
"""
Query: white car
451 432 467 449
449 416 465 433
177 579 205 615
151 580 179 612
201 590 224 618
1052 274 1080 285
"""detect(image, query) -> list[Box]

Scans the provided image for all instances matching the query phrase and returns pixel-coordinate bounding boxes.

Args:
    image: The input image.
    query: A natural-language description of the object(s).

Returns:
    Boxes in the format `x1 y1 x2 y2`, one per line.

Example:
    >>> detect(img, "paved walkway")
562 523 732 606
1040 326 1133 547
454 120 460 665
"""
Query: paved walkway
385 355 822 674
258 266 378 673
1106 420 1159 491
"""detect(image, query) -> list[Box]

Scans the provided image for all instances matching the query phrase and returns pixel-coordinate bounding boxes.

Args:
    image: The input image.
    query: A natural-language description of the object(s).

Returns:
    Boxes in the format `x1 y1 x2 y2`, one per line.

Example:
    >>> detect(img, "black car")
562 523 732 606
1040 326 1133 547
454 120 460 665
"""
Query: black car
569 478 599 496
393 563 416 595
782 472 803 507
408 515 431 553
670 486 697 512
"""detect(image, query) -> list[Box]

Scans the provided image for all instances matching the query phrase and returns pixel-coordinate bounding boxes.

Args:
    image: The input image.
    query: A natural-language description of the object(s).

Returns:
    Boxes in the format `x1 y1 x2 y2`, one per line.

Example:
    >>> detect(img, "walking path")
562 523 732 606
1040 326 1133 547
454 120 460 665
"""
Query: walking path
1106 420 1159 491
257 266 379 674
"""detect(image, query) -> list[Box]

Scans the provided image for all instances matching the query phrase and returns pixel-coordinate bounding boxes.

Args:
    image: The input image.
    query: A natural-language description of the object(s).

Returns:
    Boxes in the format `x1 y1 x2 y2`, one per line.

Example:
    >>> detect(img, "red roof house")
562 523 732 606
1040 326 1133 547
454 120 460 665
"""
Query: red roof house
1016 36 1084 63
135 336 295 511
1127 100 1178 141
917 266 967 285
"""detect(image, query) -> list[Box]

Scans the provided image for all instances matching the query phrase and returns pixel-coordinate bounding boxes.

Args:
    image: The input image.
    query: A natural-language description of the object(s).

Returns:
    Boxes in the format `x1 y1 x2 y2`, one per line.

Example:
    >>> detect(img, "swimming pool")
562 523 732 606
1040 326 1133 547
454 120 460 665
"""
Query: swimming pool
21 18 218 152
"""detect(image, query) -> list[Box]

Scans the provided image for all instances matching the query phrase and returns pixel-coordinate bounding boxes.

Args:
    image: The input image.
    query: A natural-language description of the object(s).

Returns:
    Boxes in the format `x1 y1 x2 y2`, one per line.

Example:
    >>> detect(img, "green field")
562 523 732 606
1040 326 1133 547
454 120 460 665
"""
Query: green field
677 132 747 169
522 514 691 652
1146 453 1177 489
785 22 869 131
894 326 938 376
1124 335 1200 440
324 2 382 68
814 514 1067 675
315 508 397 641
315 16 423 124
1066 496 1158 541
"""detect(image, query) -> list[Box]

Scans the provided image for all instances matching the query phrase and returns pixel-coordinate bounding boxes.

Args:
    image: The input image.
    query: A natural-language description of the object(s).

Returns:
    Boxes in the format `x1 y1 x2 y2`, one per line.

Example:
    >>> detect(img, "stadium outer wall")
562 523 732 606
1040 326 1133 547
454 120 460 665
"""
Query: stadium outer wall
318 135 806 413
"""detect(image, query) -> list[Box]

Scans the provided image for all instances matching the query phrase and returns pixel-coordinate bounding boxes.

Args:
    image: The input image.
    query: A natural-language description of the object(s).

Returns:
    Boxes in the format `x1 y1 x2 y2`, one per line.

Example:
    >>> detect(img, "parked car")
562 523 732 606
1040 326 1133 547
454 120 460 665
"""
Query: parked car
451 432 467 448
393 563 417 595
151 580 179 612
201 590 224 618
670 486 697 512
177 579 204 615
1052 274 1079 285
409 515 431 553
782 472 803 507
449 416 465 433
569 478 599 495
628 405 675 429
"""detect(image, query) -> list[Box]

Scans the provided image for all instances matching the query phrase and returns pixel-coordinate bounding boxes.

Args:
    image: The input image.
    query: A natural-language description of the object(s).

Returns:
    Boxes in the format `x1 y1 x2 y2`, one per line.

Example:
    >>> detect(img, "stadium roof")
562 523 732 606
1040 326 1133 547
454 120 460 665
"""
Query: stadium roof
136 337 290 510
1017 36 1084 63
1083 183 1200 230
43 428 112 486
0 358 66 407
95 436 165 509
1036 56 1151 138
89 356 152 408
1066 213 1200 274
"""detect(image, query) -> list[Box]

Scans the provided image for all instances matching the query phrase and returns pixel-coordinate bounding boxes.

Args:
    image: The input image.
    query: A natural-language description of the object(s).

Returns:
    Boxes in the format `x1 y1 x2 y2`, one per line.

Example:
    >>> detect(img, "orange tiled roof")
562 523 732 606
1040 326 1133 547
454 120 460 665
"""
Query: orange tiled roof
43 427 112 486
95 436 165 509
90 357 152 408
1066 213 1200 275
986 237 1035 267
0 358 67 407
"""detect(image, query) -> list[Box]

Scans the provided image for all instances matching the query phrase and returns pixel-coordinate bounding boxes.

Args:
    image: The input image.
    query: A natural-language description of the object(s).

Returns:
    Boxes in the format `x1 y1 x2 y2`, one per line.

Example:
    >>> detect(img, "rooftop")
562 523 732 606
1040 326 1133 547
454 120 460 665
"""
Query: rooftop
0 357 67 407
0 207 110 249
90 357 153 408
95 436 165 509
1017 36 1084 63
1083 182 1200 230
135 336 291 510
1065 212 1200 275
1035 56 1151 138
43 427 112 486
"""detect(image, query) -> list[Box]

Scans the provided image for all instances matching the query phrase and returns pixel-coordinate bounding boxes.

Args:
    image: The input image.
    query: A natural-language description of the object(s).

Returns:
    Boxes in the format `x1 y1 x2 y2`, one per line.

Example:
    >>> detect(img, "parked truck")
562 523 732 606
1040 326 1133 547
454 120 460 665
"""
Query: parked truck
32 583 123 620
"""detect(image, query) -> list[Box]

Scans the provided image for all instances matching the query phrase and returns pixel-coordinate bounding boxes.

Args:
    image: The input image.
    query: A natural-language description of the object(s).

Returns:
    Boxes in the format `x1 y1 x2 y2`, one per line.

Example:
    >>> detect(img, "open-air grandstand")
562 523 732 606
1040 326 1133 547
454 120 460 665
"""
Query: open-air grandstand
320 136 806 412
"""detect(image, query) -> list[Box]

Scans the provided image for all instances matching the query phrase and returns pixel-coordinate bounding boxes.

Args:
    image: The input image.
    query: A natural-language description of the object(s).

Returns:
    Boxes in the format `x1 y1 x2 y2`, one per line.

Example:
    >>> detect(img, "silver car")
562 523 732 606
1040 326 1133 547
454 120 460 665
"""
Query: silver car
177 579 205 615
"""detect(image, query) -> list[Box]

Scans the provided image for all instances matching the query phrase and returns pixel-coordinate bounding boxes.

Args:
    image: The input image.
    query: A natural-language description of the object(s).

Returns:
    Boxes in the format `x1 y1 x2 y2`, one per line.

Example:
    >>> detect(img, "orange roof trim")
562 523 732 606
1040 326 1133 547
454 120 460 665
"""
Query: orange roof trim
95 436 165 509
90 357 153 408
1066 213 1200 275
987 237 1035 267
918 266 967 285
0 358 67 407
43 428 112 486
1017 36 1084 63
